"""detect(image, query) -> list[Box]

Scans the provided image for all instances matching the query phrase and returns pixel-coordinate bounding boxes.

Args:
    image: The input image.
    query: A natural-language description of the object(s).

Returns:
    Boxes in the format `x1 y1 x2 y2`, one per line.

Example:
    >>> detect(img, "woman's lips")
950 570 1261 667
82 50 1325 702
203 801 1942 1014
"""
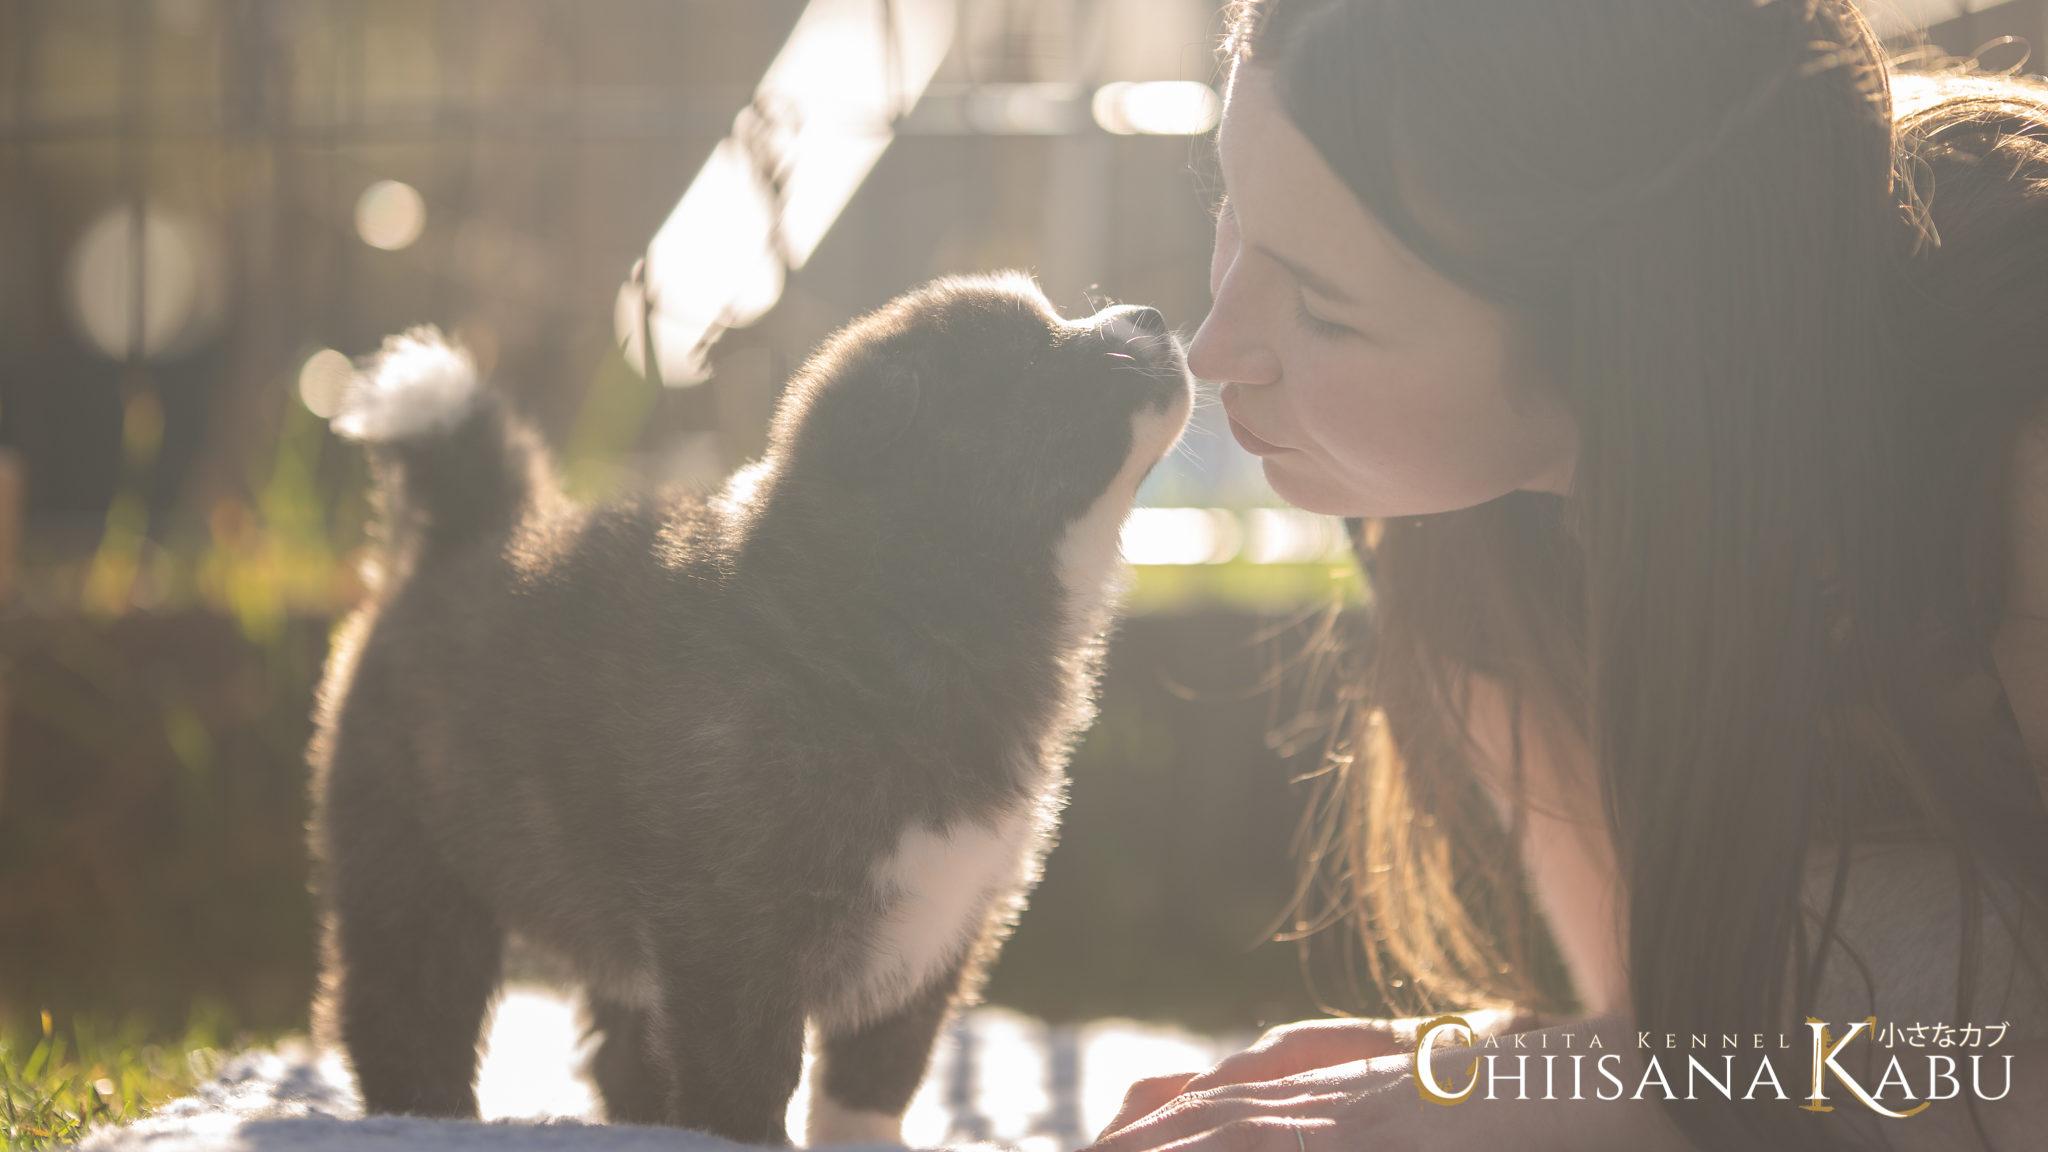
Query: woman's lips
1220 385 1290 456
1227 414 1286 455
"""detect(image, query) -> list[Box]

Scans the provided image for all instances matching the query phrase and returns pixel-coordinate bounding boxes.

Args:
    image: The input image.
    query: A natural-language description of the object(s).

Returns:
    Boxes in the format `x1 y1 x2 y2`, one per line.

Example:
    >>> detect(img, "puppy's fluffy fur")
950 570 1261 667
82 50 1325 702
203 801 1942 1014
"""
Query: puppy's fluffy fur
307 274 1192 1145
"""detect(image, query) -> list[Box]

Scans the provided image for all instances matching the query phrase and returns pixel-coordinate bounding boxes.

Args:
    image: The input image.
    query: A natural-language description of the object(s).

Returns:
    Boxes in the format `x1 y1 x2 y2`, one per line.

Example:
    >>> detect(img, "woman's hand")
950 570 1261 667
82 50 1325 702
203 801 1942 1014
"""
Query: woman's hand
1084 1016 1691 1152
1097 1008 1527 1141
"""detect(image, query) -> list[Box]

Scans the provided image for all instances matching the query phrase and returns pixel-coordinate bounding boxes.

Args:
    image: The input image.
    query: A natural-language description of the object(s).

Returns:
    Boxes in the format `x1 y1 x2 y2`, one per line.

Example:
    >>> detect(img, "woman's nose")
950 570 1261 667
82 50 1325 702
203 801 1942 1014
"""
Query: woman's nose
1187 286 1280 387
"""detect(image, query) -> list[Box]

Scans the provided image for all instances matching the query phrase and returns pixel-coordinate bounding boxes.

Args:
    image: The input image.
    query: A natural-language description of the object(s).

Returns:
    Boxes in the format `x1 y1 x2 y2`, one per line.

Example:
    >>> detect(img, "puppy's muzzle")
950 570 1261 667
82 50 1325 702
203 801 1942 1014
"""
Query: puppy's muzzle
1097 305 1169 360
1091 305 1188 407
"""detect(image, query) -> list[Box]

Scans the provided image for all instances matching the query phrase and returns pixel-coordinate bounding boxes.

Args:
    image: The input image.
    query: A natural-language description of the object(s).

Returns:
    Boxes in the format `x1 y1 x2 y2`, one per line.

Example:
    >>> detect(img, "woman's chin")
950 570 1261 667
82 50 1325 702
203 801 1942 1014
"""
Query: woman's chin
1260 456 1508 519
1260 457 1378 517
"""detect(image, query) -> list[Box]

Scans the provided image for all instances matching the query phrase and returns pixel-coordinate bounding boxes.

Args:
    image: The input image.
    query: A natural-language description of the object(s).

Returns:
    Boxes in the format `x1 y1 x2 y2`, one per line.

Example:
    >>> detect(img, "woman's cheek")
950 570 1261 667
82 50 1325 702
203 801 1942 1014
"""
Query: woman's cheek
1291 351 1441 500
1287 348 1381 442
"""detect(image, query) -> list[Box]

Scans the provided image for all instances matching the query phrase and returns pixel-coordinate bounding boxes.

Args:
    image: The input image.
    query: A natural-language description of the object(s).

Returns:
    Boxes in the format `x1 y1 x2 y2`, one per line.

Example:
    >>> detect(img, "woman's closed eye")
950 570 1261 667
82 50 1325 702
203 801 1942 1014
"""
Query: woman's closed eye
1213 189 1369 341
1294 291 1361 340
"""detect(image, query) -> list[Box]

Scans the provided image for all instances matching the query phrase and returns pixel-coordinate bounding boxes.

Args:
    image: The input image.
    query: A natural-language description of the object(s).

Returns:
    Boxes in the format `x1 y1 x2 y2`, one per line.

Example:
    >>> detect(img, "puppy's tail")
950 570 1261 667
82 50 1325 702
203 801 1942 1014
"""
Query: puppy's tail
331 327 546 557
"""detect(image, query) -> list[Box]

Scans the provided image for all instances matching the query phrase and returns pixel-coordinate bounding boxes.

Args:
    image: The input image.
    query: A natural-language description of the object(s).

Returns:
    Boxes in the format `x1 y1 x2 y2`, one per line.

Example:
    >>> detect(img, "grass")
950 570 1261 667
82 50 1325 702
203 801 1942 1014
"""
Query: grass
1127 560 1364 614
0 1009 230 1150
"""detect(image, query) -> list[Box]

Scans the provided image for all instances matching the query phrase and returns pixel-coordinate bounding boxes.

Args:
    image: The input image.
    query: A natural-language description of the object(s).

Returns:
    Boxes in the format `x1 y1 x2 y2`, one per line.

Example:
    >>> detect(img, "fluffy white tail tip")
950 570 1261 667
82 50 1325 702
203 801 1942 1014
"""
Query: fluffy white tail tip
331 326 480 442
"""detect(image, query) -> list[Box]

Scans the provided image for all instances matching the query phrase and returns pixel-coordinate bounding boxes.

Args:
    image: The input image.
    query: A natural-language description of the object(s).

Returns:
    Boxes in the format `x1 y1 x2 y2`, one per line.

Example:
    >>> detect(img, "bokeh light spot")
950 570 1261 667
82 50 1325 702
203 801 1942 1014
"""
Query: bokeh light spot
65 203 223 361
354 180 426 251
1091 81 1220 136
297 348 354 419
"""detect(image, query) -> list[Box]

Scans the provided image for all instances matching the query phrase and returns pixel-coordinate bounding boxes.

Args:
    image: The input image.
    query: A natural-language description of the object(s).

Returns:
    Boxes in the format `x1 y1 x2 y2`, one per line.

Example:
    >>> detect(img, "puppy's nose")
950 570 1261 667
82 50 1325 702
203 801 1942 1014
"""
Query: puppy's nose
1100 305 1167 345
1123 306 1168 337
1092 305 1189 408
1098 306 1172 363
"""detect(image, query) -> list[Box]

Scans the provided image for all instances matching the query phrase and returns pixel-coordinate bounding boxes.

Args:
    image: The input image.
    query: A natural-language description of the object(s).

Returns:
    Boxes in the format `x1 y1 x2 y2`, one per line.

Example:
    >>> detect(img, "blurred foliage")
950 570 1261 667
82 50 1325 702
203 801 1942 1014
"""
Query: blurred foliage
0 610 326 1042
24 382 370 627
2 604 1344 1042
1127 560 1363 615
0 1006 235 1150
984 609 1364 1031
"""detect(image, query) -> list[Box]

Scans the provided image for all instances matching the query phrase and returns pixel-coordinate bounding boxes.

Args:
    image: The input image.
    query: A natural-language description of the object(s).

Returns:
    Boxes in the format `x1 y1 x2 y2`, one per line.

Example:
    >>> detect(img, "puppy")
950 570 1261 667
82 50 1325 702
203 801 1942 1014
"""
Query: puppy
307 273 1192 1145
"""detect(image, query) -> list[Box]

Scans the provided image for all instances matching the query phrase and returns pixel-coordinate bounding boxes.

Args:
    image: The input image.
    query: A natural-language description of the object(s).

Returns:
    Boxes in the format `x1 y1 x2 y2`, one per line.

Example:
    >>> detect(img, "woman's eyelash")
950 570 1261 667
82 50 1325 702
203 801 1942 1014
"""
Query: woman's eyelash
1295 292 1356 339
1208 192 1232 223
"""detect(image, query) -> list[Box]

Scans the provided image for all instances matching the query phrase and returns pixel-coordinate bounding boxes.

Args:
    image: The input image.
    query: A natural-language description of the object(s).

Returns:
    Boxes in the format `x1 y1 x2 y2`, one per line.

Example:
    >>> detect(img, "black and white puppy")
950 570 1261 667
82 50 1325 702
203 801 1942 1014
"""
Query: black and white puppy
308 273 1192 1145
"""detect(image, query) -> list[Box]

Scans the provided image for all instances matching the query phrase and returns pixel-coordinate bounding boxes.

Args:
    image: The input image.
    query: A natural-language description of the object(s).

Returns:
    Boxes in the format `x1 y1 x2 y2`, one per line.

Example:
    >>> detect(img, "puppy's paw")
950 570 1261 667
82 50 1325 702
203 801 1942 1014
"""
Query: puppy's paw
804 1089 904 1148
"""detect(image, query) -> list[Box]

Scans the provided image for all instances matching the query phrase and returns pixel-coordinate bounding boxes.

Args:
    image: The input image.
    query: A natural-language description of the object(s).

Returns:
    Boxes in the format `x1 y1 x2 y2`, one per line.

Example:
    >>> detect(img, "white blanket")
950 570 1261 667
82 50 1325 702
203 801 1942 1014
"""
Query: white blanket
82 987 1250 1152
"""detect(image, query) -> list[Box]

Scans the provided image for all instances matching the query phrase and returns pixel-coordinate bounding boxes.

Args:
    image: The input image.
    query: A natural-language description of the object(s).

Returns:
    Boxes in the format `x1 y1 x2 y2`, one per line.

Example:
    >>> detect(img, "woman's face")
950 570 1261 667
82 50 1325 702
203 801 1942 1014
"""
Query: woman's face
1187 67 1578 516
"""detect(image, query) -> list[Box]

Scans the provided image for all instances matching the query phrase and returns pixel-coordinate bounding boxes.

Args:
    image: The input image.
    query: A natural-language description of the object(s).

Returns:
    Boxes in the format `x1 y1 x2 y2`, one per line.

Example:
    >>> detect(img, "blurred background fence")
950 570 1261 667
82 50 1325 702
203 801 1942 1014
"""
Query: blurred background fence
1 0 2043 1052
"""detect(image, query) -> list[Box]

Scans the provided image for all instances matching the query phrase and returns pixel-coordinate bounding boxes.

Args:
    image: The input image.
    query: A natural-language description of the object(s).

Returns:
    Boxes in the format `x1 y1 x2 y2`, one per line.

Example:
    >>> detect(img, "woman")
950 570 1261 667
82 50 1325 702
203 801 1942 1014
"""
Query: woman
1085 1 2048 1149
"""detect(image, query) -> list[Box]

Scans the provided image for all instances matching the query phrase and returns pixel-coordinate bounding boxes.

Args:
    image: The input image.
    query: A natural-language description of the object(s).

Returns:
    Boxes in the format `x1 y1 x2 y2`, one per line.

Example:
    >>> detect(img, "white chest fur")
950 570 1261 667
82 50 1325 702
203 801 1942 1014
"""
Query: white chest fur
816 790 1056 1033
808 401 1183 1037
1054 406 1185 646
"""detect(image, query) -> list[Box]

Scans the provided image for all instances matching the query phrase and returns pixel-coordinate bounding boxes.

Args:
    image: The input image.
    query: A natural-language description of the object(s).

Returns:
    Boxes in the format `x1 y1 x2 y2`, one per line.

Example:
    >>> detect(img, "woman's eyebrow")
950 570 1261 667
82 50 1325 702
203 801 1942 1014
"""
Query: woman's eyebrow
1255 241 1360 308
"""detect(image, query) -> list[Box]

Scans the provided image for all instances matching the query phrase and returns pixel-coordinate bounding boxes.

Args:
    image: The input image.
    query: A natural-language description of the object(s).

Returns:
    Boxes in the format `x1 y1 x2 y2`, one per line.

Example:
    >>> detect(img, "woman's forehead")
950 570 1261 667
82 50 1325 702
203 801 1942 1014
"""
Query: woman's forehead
1215 69 1427 300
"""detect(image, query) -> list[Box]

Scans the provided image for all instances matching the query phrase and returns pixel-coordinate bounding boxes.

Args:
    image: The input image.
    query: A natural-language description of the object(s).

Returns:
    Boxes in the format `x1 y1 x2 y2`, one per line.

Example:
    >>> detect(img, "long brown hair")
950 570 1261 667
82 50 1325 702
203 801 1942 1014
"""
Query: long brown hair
1229 2 2048 1147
